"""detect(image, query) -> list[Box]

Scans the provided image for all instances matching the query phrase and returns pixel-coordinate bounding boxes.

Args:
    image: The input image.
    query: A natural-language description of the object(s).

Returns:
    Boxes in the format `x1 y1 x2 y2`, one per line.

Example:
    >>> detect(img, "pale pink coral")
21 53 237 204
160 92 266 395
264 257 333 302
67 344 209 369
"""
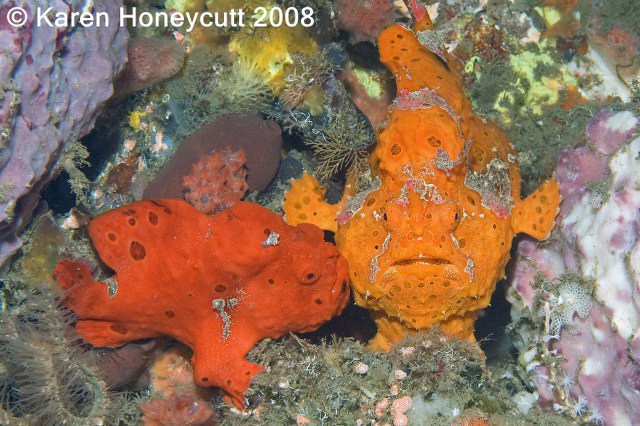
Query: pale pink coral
182 147 248 214
140 393 216 426
390 396 412 416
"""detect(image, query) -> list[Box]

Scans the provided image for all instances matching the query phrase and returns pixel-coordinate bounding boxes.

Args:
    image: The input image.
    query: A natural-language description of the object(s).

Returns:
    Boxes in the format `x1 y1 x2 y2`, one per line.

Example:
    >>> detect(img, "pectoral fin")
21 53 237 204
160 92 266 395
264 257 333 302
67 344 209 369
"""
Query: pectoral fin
283 173 343 232
76 320 153 347
512 178 561 240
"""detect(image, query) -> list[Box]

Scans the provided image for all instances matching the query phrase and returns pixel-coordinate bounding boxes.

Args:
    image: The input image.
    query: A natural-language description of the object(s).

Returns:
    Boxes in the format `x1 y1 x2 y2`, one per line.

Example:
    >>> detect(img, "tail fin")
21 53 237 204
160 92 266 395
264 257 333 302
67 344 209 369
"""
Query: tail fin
53 259 111 315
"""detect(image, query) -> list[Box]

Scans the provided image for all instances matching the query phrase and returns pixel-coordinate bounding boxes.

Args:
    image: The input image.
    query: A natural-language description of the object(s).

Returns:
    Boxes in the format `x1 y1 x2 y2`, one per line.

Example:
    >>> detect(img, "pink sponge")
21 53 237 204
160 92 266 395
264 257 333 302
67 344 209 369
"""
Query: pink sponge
182 147 248 214
336 0 396 43
141 393 216 426
114 37 185 97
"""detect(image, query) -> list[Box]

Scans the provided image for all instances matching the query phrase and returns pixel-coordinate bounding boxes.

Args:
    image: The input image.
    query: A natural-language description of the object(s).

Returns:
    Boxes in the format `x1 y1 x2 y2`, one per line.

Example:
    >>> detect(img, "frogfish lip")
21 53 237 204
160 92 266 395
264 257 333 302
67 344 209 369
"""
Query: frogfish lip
391 257 452 266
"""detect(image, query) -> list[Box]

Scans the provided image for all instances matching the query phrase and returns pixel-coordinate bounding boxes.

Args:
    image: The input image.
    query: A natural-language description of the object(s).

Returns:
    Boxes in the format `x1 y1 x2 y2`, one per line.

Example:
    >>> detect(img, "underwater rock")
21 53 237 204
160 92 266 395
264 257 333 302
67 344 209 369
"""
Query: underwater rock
143 115 282 199
114 37 186 98
244 150 315 216
163 48 274 136
586 4 640 88
223 330 569 425
96 340 158 390
335 0 397 44
0 0 128 267
276 71 376 182
285 12 560 350
54 199 349 408
508 109 640 424
340 62 396 128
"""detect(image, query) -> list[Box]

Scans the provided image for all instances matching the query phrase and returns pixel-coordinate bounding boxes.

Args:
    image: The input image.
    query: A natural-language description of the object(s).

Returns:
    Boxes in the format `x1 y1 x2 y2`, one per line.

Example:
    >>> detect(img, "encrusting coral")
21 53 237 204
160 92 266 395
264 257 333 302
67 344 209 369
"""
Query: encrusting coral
182 147 249 214
285 7 561 350
229 18 319 89
53 199 349 408
141 346 216 425
141 393 216 426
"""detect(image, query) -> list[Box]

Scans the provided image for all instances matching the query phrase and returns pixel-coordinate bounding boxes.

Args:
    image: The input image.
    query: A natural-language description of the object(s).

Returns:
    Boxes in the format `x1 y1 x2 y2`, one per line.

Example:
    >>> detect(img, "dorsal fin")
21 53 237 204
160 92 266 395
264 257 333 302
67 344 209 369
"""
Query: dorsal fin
377 23 466 116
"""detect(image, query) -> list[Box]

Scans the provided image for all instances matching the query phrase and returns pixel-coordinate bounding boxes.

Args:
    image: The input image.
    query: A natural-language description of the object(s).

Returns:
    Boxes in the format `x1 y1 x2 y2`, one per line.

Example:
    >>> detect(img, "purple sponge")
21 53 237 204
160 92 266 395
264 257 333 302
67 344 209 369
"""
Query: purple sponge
0 0 128 267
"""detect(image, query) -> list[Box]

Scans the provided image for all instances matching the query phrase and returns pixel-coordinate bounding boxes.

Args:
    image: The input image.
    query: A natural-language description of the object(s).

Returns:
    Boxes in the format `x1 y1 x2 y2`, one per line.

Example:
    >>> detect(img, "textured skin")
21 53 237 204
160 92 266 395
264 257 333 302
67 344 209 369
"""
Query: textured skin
283 173 349 233
0 0 128 266
285 19 560 350
54 200 349 407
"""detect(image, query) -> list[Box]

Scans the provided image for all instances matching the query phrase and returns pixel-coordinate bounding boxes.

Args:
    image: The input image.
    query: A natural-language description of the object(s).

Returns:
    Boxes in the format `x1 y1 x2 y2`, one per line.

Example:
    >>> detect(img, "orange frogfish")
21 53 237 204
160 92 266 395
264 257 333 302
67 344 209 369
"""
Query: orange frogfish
284 14 560 350
54 200 349 407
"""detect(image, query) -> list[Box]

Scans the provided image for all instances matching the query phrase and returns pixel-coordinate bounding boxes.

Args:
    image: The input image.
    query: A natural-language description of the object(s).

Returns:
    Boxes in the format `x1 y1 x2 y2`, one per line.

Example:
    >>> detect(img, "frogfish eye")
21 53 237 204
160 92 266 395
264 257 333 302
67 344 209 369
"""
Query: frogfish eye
298 267 321 285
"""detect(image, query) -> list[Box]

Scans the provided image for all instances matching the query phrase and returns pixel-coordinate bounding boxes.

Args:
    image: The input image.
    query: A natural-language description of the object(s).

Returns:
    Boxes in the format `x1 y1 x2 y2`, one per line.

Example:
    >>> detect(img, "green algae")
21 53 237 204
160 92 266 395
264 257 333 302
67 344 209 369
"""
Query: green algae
164 46 273 137
463 25 602 194
507 104 594 195
467 57 595 194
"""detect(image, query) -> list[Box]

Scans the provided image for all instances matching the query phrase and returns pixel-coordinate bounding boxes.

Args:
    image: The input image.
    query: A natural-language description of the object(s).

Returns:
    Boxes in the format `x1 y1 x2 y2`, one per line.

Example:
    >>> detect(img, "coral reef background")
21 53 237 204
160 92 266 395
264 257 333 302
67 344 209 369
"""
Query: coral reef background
1 0 639 424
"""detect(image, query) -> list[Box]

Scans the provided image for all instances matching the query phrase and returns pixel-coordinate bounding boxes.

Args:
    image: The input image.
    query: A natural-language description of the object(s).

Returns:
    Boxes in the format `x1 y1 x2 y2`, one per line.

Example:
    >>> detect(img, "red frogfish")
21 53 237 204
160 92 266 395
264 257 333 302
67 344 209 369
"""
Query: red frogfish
54 200 349 407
